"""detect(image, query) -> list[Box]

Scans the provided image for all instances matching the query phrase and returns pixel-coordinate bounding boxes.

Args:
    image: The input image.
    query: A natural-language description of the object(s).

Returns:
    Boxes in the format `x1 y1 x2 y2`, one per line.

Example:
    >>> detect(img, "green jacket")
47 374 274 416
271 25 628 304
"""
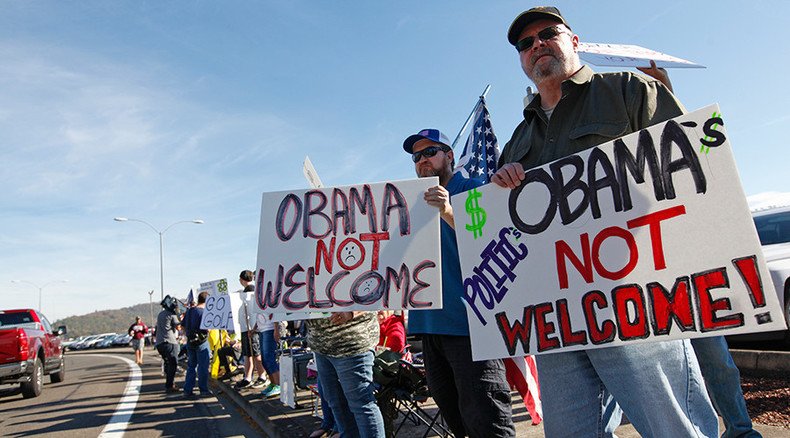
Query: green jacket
500 65 685 170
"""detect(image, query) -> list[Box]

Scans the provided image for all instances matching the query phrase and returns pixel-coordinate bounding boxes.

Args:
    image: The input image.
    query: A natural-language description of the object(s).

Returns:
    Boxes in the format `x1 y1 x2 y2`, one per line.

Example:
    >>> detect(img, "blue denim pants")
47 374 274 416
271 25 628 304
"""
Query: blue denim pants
259 329 280 375
314 350 384 438
692 336 761 438
184 341 210 395
317 378 336 432
536 339 718 437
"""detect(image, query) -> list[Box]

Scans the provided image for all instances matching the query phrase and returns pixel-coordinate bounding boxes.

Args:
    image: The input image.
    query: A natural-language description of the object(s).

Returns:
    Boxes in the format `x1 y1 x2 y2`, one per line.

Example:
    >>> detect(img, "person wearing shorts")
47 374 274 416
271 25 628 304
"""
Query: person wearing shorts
234 270 267 389
128 316 149 365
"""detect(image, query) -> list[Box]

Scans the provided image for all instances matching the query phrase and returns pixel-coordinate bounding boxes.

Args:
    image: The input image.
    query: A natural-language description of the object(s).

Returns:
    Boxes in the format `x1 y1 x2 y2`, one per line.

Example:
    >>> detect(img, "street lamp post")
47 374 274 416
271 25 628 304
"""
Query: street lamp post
10 279 68 314
114 217 204 301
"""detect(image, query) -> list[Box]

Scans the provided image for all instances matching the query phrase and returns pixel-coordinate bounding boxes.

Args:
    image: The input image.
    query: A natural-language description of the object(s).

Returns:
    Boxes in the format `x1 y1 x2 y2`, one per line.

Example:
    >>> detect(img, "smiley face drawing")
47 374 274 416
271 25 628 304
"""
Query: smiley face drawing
351 272 384 305
337 238 365 270
360 277 378 295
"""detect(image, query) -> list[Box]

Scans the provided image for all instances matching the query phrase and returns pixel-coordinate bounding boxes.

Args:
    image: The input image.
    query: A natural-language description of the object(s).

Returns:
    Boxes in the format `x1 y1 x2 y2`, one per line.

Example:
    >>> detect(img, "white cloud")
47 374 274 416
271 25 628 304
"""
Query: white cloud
0 39 320 321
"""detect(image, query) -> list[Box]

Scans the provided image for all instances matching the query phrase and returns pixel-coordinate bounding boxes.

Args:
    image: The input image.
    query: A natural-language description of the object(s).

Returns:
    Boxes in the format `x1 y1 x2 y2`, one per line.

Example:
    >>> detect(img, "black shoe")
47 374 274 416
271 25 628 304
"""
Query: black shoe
234 379 251 389
165 386 180 394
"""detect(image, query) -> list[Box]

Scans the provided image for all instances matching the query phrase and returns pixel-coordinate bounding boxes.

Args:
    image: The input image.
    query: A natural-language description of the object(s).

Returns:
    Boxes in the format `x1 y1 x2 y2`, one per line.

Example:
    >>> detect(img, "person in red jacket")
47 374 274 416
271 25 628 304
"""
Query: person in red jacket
376 311 405 354
128 316 149 365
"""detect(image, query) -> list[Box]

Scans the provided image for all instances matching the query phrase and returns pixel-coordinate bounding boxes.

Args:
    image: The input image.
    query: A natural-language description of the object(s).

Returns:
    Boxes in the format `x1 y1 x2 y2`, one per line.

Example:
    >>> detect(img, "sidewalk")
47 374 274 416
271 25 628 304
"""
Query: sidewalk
211 350 790 437
211 375 557 437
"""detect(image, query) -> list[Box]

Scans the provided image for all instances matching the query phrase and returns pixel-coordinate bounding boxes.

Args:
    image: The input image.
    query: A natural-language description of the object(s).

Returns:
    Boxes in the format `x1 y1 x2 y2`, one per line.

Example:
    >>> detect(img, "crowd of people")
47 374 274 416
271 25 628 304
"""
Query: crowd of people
140 6 763 438
146 271 289 400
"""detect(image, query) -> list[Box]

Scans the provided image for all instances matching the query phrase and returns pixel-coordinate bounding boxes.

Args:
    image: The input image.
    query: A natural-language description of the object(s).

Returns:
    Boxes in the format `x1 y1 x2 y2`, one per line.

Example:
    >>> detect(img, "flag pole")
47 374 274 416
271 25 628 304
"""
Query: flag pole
450 84 491 150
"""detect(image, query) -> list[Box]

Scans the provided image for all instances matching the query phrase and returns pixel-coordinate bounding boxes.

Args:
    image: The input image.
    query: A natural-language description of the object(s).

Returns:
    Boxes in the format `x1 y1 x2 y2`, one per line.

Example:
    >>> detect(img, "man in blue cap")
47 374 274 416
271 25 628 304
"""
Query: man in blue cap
404 129 515 438
493 6 718 437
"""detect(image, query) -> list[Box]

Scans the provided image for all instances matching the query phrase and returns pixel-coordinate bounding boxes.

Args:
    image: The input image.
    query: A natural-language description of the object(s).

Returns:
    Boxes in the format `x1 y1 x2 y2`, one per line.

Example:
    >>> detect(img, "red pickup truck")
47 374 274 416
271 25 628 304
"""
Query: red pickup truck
0 309 67 398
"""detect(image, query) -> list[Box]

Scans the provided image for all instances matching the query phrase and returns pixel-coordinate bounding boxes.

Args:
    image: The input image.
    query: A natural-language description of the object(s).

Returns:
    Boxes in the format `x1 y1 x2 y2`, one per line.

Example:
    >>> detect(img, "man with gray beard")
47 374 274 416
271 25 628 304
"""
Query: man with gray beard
492 6 718 437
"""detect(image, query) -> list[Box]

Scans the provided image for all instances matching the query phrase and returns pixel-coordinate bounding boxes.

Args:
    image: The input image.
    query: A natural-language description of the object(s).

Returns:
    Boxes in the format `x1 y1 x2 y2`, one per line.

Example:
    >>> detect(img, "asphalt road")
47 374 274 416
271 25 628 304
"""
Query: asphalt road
0 348 263 437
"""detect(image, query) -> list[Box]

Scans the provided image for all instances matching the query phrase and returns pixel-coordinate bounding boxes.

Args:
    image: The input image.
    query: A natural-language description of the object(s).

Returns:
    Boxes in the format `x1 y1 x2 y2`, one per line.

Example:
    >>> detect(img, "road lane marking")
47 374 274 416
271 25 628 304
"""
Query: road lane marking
94 355 141 438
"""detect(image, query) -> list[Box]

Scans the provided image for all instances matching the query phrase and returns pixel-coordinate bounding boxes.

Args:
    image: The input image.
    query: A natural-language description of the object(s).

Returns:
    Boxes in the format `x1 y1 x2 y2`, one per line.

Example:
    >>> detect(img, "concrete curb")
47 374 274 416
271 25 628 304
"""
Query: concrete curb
209 379 284 438
730 349 790 373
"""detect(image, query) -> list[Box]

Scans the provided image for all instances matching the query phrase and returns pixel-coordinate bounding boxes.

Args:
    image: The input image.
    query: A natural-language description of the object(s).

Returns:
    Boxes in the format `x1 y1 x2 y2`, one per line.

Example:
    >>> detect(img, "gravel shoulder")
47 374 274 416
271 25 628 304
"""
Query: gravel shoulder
741 370 790 428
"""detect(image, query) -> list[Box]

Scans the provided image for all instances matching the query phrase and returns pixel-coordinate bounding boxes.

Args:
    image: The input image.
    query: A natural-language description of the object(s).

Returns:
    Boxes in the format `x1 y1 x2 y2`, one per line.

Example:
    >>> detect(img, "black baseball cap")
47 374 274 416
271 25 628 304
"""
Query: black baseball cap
507 6 570 46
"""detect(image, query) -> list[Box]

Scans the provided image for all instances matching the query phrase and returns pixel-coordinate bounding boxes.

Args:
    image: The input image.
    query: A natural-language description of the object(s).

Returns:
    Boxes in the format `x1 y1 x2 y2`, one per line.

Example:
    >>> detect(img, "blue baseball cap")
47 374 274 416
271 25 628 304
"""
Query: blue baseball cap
402 128 451 154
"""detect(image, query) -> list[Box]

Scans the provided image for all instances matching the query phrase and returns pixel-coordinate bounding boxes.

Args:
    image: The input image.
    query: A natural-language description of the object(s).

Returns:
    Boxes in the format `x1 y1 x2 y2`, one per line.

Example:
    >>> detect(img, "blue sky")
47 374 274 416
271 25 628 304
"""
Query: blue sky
3 1 788 322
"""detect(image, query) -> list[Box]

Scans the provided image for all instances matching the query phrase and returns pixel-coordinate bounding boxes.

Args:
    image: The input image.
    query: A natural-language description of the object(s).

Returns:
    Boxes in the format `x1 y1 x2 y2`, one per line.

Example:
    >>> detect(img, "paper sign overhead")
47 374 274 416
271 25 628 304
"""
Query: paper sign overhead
578 42 705 68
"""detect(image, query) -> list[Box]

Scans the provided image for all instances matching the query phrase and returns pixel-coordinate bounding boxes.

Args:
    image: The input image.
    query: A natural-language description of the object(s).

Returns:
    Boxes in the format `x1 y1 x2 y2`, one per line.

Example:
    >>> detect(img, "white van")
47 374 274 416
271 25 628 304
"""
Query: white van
728 194 790 346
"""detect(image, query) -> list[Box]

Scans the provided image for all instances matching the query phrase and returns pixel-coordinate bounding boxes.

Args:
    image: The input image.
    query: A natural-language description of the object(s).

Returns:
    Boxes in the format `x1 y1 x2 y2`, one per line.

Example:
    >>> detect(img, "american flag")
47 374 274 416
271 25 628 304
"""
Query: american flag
454 93 542 424
505 356 543 425
186 289 194 306
453 97 500 184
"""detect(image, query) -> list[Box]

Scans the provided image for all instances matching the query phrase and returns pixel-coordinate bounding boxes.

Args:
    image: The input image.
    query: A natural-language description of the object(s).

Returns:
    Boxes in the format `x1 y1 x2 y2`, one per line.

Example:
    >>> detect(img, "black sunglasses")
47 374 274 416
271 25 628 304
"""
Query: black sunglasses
412 145 449 163
515 25 565 52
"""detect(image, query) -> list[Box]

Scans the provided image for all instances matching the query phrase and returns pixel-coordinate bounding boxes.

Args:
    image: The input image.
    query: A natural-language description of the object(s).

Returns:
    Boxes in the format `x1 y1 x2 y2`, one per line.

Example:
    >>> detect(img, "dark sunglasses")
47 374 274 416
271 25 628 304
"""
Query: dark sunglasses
515 25 566 52
412 145 449 163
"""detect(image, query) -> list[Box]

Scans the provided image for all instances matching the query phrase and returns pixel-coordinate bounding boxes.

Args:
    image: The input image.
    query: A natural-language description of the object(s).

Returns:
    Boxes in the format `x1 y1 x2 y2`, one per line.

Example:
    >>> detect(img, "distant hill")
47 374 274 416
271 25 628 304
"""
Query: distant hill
53 303 159 338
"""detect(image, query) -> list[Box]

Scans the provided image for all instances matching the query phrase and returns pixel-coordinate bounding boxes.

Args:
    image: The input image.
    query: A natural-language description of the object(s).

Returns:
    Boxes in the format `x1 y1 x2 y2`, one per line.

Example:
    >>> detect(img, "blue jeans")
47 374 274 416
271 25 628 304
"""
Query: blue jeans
314 350 384 438
421 334 515 438
259 330 280 375
184 341 210 395
536 339 718 437
317 378 336 431
692 336 761 438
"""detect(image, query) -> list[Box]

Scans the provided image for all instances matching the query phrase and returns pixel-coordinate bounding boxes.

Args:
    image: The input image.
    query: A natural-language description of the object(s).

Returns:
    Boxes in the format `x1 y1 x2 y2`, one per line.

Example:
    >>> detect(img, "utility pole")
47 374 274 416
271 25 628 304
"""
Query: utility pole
148 289 155 348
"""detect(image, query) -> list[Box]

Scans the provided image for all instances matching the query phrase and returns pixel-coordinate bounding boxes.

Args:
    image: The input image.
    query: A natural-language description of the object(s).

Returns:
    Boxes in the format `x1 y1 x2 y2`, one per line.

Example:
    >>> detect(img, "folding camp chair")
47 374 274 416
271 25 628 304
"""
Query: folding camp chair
374 356 452 438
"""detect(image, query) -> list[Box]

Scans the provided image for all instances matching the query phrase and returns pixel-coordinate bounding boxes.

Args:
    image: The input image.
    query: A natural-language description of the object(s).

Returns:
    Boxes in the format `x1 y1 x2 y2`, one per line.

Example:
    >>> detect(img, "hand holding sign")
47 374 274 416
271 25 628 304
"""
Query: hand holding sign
636 60 673 92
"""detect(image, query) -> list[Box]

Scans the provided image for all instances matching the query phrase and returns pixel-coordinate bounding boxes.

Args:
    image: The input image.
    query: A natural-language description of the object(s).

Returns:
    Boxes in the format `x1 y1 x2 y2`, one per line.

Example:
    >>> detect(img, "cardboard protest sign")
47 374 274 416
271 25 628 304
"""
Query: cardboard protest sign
199 279 232 330
578 42 705 69
303 156 324 189
256 178 442 313
198 278 229 296
199 290 259 333
453 105 787 360
200 292 234 330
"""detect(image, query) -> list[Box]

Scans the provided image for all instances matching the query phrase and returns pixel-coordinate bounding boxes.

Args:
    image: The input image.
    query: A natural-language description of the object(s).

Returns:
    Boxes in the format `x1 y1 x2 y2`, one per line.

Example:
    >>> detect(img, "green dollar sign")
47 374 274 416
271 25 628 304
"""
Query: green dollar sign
700 111 721 154
465 188 487 239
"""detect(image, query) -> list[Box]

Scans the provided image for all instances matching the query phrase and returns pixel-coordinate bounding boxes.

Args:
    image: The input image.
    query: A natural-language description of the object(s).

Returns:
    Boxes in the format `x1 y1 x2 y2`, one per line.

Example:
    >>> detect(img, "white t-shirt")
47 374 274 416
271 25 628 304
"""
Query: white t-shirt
257 312 275 332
